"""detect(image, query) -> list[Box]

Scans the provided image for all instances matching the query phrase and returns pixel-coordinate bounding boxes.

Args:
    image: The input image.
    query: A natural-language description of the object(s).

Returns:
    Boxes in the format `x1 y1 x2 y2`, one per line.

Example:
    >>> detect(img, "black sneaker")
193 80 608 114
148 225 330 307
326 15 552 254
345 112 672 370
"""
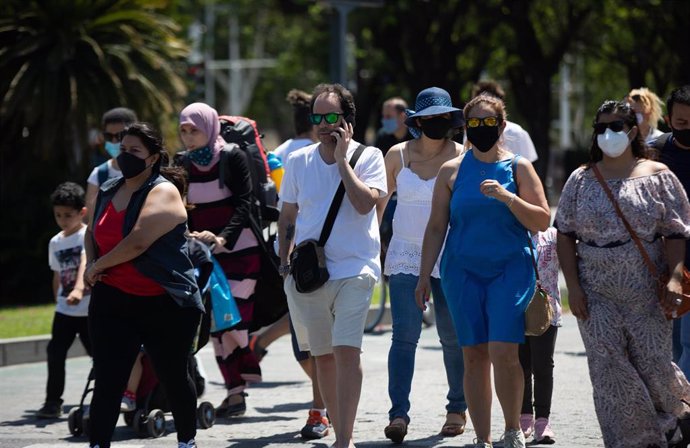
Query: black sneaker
36 401 62 419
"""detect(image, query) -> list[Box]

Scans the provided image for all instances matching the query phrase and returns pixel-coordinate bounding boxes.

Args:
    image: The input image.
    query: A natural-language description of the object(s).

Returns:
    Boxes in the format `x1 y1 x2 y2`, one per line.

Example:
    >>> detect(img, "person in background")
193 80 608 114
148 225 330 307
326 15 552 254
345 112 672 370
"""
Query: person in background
626 87 665 144
655 85 690 381
85 108 138 218
273 89 317 163
84 123 203 448
374 97 413 157
417 93 550 448
519 227 562 444
376 87 467 443
556 100 690 447
254 88 330 439
36 182 91 419
279 83 387 448
469 81 538 163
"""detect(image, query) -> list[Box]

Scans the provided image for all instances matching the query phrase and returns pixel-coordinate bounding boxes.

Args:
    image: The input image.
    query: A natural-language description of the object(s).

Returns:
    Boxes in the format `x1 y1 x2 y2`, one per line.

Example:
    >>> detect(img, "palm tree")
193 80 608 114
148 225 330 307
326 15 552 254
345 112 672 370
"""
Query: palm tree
0 0 188 163
0 0 189 302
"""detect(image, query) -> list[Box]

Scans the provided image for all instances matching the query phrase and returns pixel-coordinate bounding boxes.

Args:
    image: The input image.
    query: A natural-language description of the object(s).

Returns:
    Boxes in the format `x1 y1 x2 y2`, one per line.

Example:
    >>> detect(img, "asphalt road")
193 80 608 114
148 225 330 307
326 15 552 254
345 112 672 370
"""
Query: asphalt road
0 313 602 447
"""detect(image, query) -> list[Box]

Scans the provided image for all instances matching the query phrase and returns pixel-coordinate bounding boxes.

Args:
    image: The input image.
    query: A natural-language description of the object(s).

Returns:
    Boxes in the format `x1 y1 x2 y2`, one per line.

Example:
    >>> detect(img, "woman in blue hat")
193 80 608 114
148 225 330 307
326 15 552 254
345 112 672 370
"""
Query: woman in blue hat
416 93 550 448
376 87 467 443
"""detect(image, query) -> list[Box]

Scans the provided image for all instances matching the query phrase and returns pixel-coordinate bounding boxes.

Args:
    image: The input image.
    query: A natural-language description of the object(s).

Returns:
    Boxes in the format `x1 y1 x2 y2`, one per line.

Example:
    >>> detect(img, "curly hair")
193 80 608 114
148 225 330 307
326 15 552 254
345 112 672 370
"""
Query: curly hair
310 83 356 123
588 100 647 164
287 89 313 136
50 182 85 210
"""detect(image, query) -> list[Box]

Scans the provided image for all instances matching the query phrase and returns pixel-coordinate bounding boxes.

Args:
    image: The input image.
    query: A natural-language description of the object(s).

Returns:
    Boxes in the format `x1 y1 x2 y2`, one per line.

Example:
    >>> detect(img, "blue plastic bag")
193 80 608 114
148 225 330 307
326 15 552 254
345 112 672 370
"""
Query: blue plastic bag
207 256 241 332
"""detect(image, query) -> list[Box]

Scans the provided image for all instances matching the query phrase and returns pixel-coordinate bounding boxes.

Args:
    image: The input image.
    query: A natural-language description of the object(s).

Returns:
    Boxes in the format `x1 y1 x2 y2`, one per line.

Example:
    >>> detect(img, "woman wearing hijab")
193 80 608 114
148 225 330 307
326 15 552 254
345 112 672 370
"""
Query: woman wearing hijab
175 103 262 417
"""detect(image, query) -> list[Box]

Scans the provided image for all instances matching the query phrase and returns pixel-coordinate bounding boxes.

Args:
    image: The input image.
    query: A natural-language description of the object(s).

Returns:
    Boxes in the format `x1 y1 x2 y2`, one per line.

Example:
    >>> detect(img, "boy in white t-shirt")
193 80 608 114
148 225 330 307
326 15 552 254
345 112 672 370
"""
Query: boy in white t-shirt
36 182 92 419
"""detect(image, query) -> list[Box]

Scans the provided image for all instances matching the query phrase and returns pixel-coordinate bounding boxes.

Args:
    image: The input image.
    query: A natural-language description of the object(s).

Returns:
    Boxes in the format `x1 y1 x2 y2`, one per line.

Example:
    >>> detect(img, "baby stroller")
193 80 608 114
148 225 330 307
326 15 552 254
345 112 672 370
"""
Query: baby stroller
68 239 216 439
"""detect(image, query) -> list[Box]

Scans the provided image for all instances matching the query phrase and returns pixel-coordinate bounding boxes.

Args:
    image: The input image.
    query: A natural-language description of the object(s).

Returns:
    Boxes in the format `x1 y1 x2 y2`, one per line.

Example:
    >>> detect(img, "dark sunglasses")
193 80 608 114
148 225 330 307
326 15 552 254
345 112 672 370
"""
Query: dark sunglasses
102 131 124 142
466 116 501 128
592 120 626 135
309 112 344 125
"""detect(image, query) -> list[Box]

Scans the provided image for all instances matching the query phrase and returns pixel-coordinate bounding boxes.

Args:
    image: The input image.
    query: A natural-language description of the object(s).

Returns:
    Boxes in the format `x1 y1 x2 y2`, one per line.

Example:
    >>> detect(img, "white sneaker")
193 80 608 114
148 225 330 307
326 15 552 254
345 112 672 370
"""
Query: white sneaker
473 439 493 448
120 394 136 412
501 428 526 448
178 439 196 448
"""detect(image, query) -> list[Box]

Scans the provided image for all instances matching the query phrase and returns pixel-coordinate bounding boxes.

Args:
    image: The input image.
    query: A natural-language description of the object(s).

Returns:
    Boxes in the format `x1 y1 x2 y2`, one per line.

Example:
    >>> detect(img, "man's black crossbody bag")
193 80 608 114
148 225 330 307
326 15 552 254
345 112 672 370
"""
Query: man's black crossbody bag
290 144 366 293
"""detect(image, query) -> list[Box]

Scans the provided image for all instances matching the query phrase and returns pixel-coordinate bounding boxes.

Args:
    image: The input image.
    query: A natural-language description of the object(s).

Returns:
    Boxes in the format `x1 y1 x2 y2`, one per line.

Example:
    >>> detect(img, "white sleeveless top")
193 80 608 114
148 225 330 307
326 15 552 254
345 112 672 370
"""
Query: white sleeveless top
384 149 442 278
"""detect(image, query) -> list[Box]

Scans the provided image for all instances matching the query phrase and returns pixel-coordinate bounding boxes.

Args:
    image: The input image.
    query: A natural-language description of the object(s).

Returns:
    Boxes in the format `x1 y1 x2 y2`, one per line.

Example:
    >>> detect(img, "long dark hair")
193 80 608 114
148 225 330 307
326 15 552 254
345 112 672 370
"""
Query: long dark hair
122 122 186 192
588 100 647 164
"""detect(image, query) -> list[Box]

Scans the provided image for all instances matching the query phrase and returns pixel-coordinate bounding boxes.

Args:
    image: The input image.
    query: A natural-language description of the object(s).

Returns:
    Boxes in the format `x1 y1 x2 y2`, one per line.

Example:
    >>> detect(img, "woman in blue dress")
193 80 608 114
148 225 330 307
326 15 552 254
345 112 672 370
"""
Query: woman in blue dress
416 94 550 448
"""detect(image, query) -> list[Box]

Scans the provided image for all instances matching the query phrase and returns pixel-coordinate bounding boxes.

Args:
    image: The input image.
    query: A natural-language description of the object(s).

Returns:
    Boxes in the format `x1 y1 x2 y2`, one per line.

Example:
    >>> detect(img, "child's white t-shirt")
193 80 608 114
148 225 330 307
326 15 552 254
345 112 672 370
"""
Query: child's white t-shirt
281 140 387 281
86 159 121 186
48 226 90 317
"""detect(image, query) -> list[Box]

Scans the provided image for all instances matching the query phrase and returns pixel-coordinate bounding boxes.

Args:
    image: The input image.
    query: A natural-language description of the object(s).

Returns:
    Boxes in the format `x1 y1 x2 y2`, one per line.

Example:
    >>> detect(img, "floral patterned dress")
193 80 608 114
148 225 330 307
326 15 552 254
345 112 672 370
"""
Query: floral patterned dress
555 167 690 448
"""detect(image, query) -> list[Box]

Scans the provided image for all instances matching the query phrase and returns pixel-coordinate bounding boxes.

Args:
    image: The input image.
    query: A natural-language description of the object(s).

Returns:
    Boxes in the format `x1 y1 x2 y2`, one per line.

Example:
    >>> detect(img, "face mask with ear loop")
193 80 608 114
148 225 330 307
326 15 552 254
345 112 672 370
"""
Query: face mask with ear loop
597 128 632 158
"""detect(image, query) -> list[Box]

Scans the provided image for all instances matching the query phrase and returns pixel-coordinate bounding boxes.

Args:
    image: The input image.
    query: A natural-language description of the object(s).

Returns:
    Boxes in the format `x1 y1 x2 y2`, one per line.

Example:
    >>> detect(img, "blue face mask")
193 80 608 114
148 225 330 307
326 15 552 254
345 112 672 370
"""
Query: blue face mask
104 141 120 159
381 118 398 134
188 146 213 166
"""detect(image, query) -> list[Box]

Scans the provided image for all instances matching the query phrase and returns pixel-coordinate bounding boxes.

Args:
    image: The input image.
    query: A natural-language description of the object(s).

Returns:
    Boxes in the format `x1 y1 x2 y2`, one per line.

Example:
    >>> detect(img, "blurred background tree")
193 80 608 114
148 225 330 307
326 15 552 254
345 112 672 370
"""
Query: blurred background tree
1 0 689 303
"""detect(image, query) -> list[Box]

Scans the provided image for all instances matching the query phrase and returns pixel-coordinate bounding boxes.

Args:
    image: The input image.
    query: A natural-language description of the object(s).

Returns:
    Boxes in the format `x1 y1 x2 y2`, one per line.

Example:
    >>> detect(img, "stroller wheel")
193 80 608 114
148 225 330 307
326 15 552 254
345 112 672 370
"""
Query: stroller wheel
197 401 215 429
132 409 147 438
147 409 166 438
68 408 83 436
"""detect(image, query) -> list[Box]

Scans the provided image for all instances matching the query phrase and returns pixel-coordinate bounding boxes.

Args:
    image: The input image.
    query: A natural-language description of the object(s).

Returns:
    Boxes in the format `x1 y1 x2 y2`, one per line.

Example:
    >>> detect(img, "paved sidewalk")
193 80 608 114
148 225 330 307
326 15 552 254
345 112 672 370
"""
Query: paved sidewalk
0 313 602 447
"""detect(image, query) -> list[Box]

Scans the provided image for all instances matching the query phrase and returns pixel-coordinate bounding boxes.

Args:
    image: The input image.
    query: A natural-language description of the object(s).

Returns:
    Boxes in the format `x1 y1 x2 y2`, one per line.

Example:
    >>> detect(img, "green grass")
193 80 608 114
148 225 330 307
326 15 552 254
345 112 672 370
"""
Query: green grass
0 303 55 339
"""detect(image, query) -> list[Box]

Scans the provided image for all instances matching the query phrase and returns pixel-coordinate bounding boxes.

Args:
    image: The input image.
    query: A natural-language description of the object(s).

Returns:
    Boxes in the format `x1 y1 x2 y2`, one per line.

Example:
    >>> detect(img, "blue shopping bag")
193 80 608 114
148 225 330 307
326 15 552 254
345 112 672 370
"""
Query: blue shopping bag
207 256 241 332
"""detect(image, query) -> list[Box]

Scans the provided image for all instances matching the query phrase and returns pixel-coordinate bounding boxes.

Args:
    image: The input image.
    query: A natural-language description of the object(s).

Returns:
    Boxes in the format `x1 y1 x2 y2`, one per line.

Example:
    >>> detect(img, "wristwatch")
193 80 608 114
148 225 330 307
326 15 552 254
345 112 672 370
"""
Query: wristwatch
278 264 291 276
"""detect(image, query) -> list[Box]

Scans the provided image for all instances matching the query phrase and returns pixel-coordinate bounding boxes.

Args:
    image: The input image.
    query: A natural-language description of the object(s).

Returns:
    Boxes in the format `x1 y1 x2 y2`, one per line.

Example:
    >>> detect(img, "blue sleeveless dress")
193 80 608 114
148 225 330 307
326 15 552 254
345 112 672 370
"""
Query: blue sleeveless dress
440 151 535 346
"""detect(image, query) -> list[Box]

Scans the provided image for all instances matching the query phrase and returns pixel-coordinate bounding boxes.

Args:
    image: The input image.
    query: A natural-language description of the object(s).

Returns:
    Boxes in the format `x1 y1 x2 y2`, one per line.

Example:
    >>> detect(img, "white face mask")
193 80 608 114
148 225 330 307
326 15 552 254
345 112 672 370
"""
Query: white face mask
597 128 631 158
635 112 644 124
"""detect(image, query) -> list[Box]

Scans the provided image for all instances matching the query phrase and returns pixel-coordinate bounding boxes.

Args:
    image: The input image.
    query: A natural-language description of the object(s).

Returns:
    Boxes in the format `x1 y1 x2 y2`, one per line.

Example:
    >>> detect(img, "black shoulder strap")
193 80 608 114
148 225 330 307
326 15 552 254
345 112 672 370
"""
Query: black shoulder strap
97 161 109 185
318 144 366 246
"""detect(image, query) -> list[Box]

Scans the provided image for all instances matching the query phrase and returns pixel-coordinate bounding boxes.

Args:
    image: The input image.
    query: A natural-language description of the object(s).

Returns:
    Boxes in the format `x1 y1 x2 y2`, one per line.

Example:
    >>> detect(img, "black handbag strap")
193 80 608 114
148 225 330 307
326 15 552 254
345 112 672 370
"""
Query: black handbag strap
318 144 366 246
509 155 541 283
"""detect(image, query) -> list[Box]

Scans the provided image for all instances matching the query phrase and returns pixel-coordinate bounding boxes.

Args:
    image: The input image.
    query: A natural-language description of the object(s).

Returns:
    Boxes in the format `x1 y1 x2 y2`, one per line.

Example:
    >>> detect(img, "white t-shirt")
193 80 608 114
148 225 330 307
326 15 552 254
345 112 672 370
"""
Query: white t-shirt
281 140 387 281
86 159 122 186
48 226 90 317
503 121 538 162
273 138 314 163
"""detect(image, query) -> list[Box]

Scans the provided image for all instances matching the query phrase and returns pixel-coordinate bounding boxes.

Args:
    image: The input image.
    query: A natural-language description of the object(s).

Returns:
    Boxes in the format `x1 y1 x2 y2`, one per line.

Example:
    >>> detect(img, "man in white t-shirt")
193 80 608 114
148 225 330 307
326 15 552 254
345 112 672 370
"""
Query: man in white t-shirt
85 107 138 220
278 83 387 448
470 81 538 162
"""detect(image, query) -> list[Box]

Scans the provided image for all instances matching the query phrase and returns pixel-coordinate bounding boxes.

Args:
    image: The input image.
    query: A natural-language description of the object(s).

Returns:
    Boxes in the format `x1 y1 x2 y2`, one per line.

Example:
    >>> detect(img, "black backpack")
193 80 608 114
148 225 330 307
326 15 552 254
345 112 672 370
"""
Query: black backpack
219 115 279 227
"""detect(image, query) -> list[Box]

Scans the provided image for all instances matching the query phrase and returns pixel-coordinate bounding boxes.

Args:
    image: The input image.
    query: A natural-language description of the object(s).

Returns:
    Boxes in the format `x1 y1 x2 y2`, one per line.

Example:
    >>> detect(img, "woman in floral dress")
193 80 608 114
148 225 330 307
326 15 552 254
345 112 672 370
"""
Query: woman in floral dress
556 100 690 447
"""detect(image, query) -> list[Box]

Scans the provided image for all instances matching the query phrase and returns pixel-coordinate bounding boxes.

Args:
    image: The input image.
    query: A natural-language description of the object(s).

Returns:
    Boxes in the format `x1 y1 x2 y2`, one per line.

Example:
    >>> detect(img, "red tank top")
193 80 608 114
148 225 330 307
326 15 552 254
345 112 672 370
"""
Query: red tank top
94 201 165 296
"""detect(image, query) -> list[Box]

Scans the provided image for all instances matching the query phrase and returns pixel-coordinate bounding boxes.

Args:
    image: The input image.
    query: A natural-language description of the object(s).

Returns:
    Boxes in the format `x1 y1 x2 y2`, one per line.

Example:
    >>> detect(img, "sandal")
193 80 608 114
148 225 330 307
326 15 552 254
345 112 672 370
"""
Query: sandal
384 417 408 444
441 411 466 437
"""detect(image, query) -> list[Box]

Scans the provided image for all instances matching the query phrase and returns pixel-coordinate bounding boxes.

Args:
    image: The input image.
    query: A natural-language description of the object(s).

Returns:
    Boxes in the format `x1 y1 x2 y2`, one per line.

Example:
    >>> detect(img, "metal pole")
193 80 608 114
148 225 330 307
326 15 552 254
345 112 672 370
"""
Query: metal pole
559 62 572 150
204 2 216 107
229 14 241 115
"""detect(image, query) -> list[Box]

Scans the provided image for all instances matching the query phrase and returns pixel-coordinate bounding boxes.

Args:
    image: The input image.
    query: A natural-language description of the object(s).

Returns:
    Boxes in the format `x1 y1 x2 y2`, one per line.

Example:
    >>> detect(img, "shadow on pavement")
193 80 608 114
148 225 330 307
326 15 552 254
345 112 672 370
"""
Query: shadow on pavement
254 401 312 413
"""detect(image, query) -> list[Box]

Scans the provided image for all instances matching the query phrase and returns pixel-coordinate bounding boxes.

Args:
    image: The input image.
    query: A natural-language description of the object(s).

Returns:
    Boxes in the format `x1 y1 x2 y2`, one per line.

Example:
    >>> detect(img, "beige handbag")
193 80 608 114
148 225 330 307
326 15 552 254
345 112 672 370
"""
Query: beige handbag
524 236 554 337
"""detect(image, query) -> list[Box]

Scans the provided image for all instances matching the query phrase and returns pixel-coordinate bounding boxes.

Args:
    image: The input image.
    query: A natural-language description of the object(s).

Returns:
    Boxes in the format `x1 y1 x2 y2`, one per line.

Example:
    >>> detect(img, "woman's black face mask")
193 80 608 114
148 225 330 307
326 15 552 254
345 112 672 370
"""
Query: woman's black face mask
419 117 452 140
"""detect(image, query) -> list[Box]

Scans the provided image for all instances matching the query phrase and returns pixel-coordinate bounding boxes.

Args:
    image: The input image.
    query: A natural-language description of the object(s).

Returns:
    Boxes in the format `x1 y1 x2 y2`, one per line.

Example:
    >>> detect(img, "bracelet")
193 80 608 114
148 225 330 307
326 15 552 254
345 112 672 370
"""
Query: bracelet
278 264 291 275
506 194 516 209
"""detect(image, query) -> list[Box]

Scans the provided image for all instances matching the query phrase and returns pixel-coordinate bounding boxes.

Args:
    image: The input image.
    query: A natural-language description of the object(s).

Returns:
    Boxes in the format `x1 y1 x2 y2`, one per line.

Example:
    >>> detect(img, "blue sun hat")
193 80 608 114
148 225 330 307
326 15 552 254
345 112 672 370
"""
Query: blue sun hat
404 87 464 138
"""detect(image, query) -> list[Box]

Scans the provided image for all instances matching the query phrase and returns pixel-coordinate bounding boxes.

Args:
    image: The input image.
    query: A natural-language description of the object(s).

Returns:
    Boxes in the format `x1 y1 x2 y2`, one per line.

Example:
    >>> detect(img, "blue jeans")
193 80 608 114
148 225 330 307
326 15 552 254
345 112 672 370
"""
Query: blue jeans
387 273 466 423
677 314 690 379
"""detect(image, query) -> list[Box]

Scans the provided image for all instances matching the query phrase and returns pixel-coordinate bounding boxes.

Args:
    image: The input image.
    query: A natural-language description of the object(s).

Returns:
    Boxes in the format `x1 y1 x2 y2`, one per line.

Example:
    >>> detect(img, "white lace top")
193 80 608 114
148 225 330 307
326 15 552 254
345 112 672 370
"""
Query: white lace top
384 150 442 278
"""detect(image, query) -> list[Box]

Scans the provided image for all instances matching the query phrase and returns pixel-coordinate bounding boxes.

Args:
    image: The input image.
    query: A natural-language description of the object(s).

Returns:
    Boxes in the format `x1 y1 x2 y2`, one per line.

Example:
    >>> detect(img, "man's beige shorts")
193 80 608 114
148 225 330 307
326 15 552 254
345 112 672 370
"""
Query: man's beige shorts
284 274 375 356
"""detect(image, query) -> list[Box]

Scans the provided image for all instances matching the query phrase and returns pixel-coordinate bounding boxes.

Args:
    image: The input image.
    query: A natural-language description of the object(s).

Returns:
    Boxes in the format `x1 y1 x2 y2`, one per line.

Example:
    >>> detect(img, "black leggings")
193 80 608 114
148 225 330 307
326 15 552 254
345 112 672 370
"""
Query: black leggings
519 325 558 419
88 282 201 447
46 312 91 403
